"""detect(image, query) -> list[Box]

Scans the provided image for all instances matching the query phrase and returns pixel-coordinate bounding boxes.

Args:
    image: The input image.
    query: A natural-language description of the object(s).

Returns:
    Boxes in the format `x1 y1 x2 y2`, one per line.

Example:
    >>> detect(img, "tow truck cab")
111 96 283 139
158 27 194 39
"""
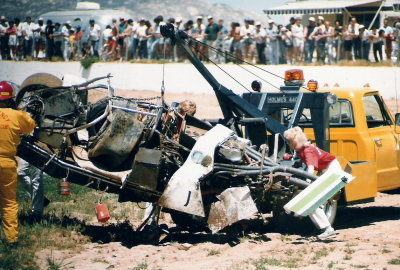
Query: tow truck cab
306 87 400 203
243 70 400 205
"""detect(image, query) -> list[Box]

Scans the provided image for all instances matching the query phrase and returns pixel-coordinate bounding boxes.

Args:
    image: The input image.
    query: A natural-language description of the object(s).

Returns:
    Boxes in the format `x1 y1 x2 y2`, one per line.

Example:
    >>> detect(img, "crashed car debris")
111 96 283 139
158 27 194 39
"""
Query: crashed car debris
16 23 356 237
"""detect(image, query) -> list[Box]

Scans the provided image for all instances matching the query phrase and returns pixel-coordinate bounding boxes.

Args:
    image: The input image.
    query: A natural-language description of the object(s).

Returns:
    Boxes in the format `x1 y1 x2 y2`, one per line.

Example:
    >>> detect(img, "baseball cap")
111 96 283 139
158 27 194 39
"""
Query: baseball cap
197 16 203 20
281 27 288 32
207 15 213 20
308 17 315 22
38 17 44 21
359 24 365 29
66 20 71 25
176 17 182 23
268 19 274 24
318 16 324 21
255 21 261 26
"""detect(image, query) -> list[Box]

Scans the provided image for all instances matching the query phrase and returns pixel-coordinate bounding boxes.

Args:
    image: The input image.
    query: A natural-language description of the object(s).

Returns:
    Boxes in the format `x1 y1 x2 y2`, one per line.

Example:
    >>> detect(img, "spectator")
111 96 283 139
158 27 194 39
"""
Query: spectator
304 17 316 63
359 25 370 61
349 17 361 59
117 17 126 60
33 18 45 59
149 16 164 60
333 20 343 61
89 19 101 57
313 27 326 63
277 24 286 64
21 17 34 59
229 22 243 62
242 18 256 63
205 16 220 62
325 21 335 64
137 19 149 59
15 18 23 60
0 16 9 60
74 25 83 59
7 21 17 60
266 19 279 65
216 19 229 63
192 16 206 60
122 19 133 61
291 15 304 63
381 18 394 62
342 25 353 61
44 20 54 60
254 22 266 64
281 27 293 64
371 27 384 62
62 21 72 61
52 22 63 59
286 17 295 32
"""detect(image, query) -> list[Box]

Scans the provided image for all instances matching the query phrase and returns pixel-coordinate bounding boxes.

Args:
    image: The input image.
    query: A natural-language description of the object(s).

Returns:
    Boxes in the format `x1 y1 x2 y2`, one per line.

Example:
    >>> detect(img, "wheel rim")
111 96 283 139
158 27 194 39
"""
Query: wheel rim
323 198 338 224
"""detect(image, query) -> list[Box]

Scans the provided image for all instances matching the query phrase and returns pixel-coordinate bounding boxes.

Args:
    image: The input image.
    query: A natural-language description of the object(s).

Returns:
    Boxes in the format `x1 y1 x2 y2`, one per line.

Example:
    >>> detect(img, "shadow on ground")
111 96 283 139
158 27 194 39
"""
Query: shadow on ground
335 205 400 229
18 202 400 248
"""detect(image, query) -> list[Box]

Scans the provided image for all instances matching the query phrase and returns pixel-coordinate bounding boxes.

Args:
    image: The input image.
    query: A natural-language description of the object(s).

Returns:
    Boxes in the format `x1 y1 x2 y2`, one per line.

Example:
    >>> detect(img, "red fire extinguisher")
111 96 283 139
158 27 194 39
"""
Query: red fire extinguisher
95 203 110 223
59 181 71 196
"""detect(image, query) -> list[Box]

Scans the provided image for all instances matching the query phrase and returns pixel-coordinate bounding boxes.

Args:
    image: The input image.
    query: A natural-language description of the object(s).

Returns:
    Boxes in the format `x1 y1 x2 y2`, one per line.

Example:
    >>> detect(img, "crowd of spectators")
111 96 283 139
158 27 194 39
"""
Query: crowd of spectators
0 14 399 64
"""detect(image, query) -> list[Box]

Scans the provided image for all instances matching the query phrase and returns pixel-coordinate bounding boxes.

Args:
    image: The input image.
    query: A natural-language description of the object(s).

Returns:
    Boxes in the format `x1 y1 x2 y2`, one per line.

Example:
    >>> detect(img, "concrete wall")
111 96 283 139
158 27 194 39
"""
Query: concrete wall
1 61 399 99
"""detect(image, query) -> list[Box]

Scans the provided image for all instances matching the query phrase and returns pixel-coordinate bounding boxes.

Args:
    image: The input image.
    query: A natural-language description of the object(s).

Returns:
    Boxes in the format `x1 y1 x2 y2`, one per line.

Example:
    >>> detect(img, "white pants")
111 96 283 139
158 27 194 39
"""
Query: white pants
17 158 44 216
309 158 341 229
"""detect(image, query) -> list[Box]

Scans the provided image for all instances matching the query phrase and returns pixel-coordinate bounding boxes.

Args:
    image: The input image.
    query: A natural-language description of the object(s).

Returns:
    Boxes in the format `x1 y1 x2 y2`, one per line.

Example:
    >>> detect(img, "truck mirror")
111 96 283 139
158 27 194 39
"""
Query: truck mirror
396 113 400 126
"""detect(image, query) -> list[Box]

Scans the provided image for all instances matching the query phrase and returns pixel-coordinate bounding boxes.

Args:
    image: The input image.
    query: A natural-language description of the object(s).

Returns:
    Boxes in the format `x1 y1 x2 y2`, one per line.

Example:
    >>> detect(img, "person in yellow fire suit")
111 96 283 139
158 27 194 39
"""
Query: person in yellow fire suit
0 81 36 244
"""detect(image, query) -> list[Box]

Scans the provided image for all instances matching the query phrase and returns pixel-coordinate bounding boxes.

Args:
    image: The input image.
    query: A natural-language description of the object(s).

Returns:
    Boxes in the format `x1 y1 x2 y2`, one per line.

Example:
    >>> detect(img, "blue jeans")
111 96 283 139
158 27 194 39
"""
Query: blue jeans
361 41 370 61
24 37 33 57
130 38 139 59
269 41 279 65
17 158 44 216
91 40 99 57
304 40 315 63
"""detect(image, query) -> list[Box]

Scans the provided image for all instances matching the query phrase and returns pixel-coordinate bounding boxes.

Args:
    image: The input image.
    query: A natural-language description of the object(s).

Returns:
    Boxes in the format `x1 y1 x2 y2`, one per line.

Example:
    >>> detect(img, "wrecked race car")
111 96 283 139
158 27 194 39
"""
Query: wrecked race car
16 25 353 236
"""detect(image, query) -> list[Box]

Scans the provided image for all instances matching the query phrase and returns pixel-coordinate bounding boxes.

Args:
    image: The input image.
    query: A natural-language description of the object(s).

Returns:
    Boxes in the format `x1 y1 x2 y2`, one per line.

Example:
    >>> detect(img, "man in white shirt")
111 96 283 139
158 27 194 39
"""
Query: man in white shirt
291 15 304 63
348 17 361 59
254 22 266 64
22 17 35 58
33 18 46 59
89 19 101 57
359 25 370 61
0 16 9 60
61 21 72 61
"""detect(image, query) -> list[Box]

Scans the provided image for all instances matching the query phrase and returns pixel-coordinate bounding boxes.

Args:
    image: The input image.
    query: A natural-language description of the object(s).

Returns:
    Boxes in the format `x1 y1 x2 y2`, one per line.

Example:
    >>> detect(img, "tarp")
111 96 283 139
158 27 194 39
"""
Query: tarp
264 0 383 15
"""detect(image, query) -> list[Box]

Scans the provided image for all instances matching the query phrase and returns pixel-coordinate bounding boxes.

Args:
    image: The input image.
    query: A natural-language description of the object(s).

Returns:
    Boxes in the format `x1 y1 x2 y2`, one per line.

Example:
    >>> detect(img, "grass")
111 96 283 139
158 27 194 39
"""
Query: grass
131 262 148 270
0 175 142 269
207 248 221 256
388 256 400 265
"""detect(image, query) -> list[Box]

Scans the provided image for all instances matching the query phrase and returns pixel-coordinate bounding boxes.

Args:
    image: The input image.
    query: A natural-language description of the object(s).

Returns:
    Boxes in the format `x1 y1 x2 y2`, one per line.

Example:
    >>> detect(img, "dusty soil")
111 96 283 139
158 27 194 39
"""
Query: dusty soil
36 90 400 270
36 192 400 270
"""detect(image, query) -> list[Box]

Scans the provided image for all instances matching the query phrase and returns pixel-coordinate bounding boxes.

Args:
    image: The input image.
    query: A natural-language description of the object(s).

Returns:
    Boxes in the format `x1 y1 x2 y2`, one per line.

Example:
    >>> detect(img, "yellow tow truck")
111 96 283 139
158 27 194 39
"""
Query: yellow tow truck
305 86 400 204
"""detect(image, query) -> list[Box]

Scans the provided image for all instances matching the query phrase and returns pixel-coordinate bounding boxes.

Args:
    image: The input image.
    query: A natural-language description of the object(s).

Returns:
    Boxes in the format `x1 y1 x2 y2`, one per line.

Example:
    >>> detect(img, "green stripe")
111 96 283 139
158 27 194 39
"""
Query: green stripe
289 174 340 214
301 183 345 216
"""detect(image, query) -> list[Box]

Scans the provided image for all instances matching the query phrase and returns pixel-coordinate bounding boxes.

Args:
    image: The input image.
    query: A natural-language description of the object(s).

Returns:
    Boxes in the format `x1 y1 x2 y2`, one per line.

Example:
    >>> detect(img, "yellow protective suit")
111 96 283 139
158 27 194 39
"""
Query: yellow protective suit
0 108 35 243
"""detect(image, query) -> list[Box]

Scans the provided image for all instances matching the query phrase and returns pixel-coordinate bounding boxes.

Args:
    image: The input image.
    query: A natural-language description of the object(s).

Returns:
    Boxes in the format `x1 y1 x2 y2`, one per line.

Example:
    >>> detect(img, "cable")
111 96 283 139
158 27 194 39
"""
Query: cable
188 36 309 91
184 38 252 93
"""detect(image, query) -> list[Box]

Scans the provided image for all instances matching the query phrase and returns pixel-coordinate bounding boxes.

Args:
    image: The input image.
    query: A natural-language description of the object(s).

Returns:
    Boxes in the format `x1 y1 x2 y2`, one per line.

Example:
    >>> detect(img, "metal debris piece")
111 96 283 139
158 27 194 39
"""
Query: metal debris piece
207 186 258 233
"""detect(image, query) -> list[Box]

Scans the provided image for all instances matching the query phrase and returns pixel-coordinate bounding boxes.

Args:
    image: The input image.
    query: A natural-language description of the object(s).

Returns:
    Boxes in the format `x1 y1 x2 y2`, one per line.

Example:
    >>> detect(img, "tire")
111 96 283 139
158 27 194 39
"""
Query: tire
17 73 63 102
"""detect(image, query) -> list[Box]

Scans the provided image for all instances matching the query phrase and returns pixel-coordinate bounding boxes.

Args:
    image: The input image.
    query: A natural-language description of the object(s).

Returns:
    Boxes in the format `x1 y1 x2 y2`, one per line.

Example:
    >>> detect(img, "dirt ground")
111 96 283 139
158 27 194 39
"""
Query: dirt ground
36 90 400 270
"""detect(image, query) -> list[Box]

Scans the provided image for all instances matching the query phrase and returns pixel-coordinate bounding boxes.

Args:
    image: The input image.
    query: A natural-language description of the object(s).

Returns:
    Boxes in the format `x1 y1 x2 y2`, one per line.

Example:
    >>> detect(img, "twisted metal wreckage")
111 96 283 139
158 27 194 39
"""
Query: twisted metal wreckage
17 23 353 235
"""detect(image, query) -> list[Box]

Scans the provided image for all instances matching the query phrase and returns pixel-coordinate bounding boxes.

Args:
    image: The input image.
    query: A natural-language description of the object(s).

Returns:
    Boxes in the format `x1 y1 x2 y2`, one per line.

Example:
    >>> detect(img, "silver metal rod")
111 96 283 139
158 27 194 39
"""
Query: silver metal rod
112 105 158 117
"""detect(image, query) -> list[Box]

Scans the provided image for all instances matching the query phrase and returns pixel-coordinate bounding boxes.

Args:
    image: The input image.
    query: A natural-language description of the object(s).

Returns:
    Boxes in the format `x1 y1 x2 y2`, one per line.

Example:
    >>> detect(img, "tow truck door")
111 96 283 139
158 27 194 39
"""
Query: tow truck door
363 94 400 190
